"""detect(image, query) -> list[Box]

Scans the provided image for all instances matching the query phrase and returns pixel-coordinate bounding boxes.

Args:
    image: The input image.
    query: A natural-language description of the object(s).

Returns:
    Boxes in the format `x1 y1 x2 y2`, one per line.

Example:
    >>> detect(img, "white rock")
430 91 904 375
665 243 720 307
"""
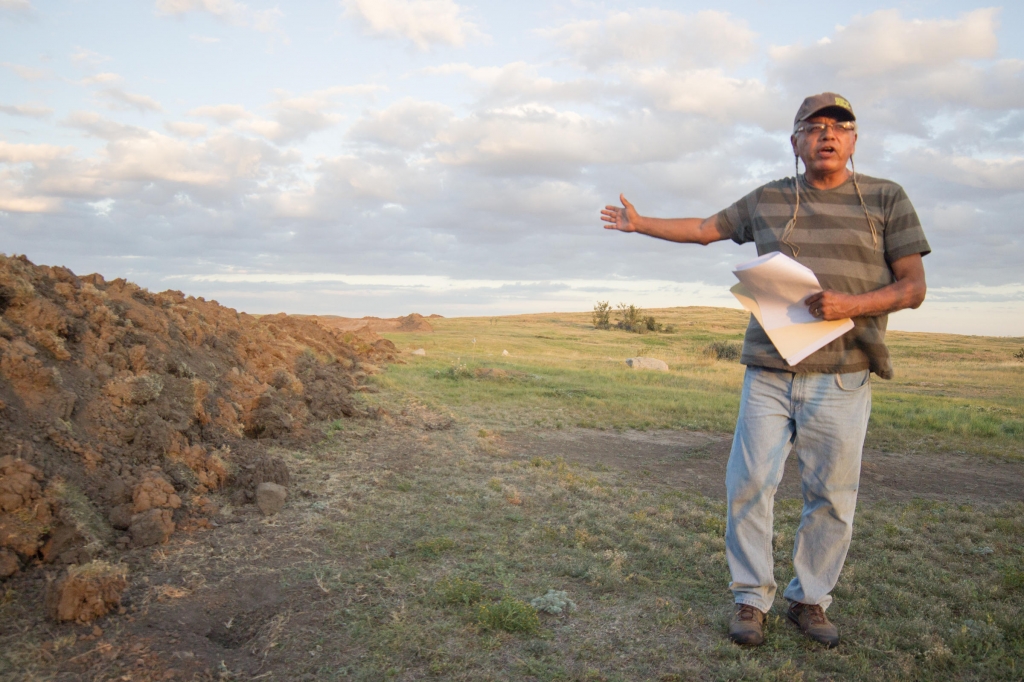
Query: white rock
502 350 509 356
256 482 287 515
411 348 426 356
625 357 669 371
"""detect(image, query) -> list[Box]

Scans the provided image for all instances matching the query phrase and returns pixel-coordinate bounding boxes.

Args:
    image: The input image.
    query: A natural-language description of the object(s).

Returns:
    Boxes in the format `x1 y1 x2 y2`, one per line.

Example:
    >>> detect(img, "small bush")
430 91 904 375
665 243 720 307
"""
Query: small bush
616 303 646 333
434 360 472 380
1014 347 1024 361
592 301 611 329
530 589 576 615
433 577 484 606
478 596 540 634
703 341 741 361
644 316 662 332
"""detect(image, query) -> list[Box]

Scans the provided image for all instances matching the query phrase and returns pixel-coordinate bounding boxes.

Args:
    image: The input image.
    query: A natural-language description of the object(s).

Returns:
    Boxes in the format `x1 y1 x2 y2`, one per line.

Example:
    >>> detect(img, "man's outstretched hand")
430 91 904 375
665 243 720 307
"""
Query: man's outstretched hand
601 194 640 232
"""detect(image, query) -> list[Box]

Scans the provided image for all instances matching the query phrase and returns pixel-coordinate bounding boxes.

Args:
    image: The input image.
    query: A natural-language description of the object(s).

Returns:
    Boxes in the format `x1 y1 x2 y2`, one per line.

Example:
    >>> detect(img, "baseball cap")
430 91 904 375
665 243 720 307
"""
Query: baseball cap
794 93 855 125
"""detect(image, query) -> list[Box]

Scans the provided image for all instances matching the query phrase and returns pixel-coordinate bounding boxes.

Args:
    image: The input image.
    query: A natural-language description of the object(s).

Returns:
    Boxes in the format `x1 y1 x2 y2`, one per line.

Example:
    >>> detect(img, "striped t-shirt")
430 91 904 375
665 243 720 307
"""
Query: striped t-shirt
716 173 931 380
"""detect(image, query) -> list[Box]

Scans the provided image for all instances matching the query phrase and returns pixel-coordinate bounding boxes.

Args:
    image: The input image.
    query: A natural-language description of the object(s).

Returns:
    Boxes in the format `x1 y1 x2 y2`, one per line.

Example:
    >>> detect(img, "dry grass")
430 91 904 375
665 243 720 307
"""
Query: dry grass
380 306 1024 459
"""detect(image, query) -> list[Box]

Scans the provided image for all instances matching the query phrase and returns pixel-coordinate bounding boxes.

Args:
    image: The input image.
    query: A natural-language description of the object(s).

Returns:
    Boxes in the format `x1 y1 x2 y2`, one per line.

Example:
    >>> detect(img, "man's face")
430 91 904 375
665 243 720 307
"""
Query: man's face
790 115 858 177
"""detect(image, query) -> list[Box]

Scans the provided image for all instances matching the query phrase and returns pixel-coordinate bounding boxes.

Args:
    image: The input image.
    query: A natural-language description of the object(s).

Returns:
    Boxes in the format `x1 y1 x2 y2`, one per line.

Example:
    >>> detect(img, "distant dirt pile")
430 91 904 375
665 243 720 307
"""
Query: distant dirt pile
0 254 396 582
309 313 436 334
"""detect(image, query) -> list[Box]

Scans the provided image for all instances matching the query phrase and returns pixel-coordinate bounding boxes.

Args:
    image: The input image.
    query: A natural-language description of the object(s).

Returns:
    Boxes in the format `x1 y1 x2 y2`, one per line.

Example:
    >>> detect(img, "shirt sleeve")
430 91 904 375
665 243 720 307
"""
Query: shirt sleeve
716 187 761 246
883 184 931 263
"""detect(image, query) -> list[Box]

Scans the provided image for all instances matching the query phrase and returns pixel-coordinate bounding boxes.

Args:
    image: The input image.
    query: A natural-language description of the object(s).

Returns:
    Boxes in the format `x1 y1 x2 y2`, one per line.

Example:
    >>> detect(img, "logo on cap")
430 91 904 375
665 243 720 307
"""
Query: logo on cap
835 96 852 110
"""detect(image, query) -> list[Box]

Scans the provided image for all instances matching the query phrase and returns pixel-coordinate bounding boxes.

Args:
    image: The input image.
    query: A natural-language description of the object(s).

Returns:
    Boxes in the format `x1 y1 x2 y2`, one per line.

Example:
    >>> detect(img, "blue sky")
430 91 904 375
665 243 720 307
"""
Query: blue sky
2 1 1023 335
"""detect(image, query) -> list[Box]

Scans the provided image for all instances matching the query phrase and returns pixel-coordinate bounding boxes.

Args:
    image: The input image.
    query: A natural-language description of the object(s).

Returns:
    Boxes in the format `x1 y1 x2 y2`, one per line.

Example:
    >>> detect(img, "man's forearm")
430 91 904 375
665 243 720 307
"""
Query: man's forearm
810 254 927 320
634 215 724 245
844 277 927 317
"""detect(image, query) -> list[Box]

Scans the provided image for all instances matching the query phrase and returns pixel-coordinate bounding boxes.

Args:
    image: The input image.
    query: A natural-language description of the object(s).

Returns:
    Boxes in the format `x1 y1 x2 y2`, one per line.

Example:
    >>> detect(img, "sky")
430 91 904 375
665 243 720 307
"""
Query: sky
1 1 1023 336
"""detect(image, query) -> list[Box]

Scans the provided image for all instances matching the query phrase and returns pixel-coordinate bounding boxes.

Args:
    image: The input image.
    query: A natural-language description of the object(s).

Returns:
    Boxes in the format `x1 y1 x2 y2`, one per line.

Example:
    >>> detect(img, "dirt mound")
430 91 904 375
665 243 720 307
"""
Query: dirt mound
309 313 434 334
0 254 396 584
46 560 128 623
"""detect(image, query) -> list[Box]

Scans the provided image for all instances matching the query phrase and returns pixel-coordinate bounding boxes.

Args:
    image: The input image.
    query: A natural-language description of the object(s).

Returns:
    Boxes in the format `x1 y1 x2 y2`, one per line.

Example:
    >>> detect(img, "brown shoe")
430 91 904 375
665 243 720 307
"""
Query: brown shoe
787 601 839 647
729 604 765 646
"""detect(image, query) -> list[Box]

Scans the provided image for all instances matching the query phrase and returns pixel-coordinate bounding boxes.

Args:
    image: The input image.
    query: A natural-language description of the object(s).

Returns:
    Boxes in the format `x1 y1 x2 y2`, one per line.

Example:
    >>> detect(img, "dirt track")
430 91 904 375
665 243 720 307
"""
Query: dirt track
504 428 1024 505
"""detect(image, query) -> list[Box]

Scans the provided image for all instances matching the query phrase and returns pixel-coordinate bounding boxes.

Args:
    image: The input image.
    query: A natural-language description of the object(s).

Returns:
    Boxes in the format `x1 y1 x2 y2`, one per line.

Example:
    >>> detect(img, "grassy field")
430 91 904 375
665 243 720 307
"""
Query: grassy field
378 306 1024 460
4 306 1022 681
278 414 1023 681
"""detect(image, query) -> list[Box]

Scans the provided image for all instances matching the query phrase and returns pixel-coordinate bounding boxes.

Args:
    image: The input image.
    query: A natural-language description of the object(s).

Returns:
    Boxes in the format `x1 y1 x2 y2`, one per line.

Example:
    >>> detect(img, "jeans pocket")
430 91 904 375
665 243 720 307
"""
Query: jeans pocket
835 369 870 391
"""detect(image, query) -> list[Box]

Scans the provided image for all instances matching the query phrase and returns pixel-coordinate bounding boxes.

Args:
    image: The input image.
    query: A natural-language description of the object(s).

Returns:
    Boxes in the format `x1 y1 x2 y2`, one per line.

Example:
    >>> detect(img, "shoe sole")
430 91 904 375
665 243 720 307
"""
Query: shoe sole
786 609 839 648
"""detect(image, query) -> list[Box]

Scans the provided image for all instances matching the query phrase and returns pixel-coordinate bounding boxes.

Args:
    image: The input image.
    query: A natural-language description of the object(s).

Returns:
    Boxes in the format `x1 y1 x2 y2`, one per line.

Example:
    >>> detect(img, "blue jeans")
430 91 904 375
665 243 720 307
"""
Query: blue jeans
725 366 871 612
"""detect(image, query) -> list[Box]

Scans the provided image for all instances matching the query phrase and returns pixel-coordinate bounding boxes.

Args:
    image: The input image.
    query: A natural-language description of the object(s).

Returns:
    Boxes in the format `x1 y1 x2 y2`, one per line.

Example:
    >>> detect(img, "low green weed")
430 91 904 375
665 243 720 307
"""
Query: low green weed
478 596 541 634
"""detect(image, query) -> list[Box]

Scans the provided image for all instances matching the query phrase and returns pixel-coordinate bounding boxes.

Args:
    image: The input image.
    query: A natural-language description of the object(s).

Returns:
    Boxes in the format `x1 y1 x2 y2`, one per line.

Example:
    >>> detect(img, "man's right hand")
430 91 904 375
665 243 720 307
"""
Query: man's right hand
601 194 640 233
599 195 724 245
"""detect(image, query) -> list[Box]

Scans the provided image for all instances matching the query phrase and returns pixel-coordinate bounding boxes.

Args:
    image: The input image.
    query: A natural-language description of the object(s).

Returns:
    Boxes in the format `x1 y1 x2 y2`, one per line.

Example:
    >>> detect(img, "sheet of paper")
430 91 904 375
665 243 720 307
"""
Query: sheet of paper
732 252 822 329
730 260 856 366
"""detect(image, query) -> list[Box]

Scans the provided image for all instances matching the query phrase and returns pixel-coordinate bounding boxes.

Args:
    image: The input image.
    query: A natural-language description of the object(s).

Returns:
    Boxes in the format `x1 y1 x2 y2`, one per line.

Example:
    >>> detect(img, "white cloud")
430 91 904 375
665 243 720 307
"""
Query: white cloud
1 61 51 80
771 9 998 80
0 141 74 163
188 103 254 124
190 87 383 143
768 9 1024 115
156 0 246 20
239 90 342 143
99 88 163 112
66 111 150 141
542 9 757 71
0 103 53 118
155 0 285 36
423 61 599 107
0 194 61 213
190 33 221 43
897 149 1024 192
165 121 209 138
0 0 32 15
347 98 452 149
342 0 484 50
70 47 112 65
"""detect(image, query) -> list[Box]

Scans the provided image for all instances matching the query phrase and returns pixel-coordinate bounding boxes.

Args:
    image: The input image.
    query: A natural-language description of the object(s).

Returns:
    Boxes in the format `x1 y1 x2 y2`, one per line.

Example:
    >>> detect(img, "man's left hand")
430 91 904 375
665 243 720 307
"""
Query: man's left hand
805 290 856 320
804 254 926 320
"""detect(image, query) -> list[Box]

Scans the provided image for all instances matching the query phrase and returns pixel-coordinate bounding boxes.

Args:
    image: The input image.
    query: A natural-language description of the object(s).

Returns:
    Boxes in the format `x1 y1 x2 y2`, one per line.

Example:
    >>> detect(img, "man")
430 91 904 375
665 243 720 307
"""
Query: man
600 93 929 648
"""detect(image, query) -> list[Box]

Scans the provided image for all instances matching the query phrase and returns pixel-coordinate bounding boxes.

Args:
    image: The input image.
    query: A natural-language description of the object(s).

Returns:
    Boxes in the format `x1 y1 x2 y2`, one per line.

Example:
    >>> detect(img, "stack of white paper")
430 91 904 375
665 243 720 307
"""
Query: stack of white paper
730 252 854 366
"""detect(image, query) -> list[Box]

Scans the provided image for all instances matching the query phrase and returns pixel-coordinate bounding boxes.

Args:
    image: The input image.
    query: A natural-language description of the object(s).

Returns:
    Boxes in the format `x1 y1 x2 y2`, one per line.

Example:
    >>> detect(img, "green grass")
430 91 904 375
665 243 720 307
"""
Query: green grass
273 413 1024 681
379 307 1024 459
9 306 1019 681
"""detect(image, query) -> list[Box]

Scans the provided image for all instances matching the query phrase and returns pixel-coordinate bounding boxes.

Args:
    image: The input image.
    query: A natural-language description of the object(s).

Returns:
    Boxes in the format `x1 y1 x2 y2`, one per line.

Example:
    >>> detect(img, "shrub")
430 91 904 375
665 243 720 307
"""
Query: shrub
644 315 662 332
1014 347 1024 361
434 360 472 380
704 341 741 361
530 589 576 615
616 303 646 333
478 596 540 634
592 301 611 329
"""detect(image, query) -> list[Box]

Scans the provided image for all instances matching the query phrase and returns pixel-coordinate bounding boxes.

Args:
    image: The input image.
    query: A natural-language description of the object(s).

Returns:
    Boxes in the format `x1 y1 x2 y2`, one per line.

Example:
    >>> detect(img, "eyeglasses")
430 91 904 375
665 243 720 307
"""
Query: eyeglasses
795 121 857 135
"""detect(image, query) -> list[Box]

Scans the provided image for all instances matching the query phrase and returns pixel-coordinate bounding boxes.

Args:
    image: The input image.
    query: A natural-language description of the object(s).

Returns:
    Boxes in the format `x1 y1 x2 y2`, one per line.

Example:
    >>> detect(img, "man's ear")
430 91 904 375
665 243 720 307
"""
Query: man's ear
790 134 798 155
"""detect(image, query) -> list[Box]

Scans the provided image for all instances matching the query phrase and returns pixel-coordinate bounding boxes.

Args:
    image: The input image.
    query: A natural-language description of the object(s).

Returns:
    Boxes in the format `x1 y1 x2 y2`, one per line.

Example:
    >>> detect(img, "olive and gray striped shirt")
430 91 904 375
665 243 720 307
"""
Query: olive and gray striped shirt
716 173 930 380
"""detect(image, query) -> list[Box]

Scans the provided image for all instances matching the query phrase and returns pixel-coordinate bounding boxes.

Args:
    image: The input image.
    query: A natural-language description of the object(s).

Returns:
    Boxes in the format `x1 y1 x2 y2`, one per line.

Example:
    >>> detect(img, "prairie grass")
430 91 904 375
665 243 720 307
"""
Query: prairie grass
263 406 1023 681
380 307 1024 459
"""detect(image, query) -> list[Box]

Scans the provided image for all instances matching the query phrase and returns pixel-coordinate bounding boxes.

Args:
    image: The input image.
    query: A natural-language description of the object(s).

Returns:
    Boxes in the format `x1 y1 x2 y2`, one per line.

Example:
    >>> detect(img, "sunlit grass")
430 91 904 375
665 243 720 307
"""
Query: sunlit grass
380 307 1024 459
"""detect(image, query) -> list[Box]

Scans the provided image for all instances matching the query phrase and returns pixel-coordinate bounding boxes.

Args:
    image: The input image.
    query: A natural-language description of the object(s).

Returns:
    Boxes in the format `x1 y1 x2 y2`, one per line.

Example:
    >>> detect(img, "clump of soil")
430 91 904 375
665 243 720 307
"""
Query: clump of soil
0 254 396 583
0 455 56 572
45 560 128 623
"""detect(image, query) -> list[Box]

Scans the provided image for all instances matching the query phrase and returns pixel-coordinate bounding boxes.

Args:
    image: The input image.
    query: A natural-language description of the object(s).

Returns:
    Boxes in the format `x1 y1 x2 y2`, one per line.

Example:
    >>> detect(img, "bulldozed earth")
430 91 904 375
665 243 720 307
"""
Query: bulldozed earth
0 254 396 627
